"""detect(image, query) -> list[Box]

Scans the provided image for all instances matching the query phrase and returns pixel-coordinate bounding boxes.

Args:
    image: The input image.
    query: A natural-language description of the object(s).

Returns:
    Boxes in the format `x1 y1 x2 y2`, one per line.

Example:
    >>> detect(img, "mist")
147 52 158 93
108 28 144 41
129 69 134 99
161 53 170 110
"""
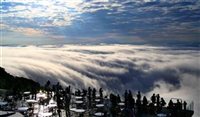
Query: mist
1 44 199 116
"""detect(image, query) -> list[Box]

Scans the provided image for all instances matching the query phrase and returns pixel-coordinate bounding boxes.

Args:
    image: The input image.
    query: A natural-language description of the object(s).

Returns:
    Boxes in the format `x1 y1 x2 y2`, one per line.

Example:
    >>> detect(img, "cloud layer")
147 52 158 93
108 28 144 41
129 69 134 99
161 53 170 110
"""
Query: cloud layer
1 44 199 116
1 0 200 45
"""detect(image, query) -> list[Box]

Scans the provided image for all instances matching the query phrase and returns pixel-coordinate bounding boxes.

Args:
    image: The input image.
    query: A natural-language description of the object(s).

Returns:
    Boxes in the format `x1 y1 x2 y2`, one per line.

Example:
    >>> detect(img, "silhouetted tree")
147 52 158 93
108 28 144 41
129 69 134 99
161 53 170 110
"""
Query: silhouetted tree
137 91 141 101
45 80 51 98
124 90 128 107
142 96 148 106
82 89 87 97
156 94 160 107
117 94 121 103
64 93 71 117
161 98 166 107
142 96 148 113
168 99 174 110
99 88 103 98
176 99 182 110
128 90 134 109
183 101 187 110
151 93 156 104
88 87 92 108
92 88 96 101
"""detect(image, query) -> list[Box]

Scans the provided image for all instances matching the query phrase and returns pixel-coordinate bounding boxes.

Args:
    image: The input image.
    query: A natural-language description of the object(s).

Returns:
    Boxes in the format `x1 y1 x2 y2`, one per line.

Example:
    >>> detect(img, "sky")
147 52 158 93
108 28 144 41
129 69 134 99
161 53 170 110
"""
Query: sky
0 1 200 116
1 0 200 46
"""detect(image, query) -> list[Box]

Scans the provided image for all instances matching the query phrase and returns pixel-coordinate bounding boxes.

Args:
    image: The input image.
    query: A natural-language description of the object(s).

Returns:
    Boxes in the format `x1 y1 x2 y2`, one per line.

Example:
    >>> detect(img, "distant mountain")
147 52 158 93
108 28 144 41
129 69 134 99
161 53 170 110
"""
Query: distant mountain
0 67 40 92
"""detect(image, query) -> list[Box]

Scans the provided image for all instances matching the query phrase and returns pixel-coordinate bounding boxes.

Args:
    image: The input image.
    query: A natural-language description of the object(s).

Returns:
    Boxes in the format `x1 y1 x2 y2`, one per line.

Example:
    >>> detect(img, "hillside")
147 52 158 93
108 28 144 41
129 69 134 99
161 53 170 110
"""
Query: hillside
0 67 40 92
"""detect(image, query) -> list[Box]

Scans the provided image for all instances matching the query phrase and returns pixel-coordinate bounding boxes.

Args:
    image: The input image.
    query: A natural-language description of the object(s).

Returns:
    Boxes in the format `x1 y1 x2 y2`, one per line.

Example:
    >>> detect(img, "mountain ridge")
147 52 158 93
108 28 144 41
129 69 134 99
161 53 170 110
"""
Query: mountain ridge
0 67 40 92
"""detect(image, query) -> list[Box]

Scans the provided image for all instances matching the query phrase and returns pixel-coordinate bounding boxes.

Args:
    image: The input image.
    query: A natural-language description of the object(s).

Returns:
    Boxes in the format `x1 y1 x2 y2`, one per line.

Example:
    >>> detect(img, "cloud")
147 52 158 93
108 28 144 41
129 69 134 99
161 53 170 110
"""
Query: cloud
11 27 45 36
1 0 200 44
1 44 199 116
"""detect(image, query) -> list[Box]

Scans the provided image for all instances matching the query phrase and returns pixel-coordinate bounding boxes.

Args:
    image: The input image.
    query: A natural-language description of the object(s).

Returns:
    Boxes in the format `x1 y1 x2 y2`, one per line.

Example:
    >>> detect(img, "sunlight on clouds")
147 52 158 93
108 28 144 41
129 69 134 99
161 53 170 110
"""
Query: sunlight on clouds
2 0 122 27
11 27 45 36
2 0 83 27
62 0 83 8
1 24 46 38
2 0 199 43
0 24 8 29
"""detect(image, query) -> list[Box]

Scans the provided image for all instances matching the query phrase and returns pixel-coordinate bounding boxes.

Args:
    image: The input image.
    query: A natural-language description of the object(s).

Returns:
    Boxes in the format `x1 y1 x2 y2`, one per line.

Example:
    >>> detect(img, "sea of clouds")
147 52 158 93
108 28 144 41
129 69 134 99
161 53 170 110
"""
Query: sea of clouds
1 44 199 116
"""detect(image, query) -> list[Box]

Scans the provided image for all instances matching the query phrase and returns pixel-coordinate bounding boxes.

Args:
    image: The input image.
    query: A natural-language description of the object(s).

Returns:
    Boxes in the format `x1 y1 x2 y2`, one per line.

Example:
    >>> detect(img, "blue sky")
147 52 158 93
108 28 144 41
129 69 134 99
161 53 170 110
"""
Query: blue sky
1 0 200 45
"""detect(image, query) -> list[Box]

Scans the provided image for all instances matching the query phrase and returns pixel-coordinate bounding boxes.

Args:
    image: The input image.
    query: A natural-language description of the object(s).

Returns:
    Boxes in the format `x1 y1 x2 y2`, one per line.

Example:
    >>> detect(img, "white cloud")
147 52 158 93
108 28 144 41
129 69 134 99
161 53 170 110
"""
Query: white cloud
1 0 130 27
1 45 199 117
11 27 45 36
2 0 199 41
